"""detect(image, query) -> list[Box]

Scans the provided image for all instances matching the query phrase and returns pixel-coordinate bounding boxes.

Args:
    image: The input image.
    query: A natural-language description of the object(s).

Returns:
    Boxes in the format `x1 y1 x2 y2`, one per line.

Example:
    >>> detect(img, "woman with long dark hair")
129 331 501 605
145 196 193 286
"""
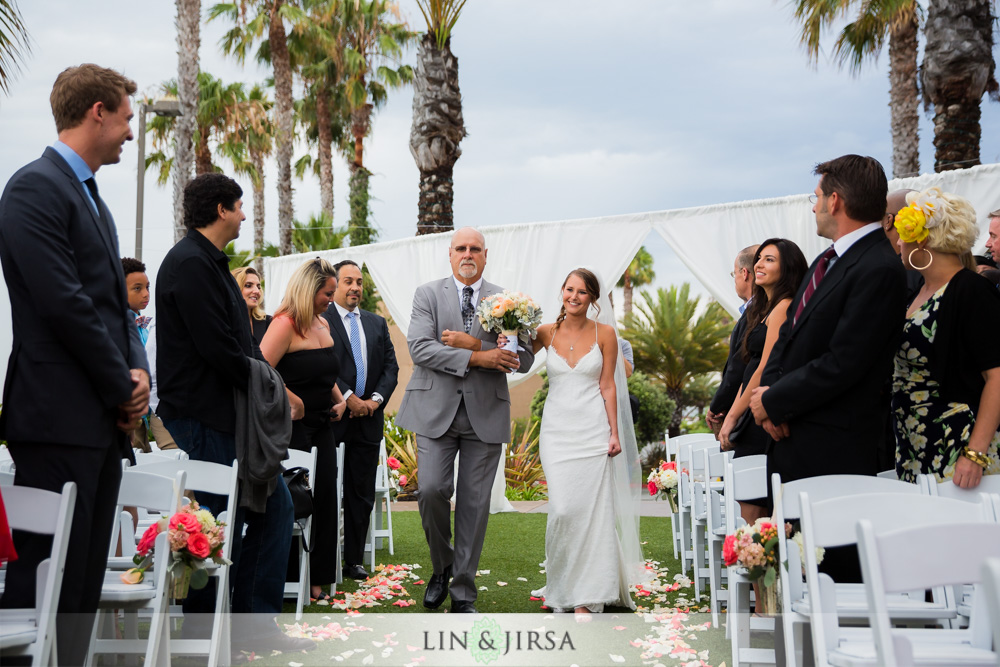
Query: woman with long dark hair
720 238 808 511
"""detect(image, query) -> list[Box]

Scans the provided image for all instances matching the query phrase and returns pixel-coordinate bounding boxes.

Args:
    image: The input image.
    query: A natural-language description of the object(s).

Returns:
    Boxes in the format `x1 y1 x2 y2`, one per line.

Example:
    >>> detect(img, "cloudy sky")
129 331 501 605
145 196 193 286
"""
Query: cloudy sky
1 0 998 295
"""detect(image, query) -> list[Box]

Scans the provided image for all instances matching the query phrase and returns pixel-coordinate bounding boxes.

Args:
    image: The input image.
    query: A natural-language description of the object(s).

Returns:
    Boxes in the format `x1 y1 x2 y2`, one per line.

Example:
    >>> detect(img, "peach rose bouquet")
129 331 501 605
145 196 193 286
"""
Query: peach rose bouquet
476 290 543 353
122 501 230 599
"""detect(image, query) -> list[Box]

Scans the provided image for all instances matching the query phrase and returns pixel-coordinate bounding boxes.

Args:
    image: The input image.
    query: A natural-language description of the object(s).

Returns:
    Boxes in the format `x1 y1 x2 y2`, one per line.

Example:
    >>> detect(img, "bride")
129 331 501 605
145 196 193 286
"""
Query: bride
507 268 643 614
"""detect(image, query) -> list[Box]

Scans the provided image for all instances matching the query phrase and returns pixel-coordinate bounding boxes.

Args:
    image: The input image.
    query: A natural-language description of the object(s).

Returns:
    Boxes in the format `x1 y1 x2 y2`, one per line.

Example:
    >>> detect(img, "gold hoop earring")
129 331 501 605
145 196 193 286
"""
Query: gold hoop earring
908 247 933 271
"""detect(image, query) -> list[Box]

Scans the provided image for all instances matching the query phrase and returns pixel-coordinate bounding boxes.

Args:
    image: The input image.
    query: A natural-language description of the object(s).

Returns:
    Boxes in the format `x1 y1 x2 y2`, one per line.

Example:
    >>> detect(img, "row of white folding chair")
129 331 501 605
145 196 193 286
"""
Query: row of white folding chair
0 480 76 667
113 458 240 667
0 445 13 473
805 492 998 667
666 433 716 560
982 557 1000 667
771 474 952 667
675 436 719 576
88 468 186 667
283 446 318 620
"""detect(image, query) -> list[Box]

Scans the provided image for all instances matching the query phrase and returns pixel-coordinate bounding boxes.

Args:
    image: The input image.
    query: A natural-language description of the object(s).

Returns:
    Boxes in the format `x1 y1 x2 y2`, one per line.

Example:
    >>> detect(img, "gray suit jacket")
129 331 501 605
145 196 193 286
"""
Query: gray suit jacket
395 277 534 443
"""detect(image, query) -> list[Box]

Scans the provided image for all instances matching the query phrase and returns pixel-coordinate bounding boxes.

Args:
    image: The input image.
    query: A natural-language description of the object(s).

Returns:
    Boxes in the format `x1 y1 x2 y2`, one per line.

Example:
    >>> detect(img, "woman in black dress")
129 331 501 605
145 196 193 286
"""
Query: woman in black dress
232 266 272 345
720 238 807 519
260 258 347 601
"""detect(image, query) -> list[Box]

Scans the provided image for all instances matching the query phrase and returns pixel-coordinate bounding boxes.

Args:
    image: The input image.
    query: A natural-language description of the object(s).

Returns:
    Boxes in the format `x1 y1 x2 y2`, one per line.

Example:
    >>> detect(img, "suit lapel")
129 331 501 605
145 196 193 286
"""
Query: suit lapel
361 310 378 363
45 148 121 278
440 278 465 332
792 233 874 331
473 281 499 338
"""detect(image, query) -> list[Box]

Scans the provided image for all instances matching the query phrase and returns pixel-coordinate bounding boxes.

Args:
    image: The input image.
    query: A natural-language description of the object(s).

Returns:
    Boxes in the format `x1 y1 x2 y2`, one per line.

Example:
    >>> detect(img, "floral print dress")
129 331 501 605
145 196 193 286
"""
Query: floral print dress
892 284 1000 482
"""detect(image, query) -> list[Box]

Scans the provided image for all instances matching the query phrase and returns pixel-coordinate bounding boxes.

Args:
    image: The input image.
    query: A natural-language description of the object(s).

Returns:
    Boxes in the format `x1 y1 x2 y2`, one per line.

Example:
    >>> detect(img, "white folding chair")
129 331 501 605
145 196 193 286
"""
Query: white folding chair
676 438 718 577
283 446 318 620
0 445 14 473
981 557 1000 665
800 492 994 667
704 449 735 627
846 521 1000 667
89 469 185 667
133 450 188 466
770 473 930 667
364 439 395 571
130 458 238 666
690 442 722 601
666 434 716 552
335 442 345 586
0 482 76 667
724 460 773 667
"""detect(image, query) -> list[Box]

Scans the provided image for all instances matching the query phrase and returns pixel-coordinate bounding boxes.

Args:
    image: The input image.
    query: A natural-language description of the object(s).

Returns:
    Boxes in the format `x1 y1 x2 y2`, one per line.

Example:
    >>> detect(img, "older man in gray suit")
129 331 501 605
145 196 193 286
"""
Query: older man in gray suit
396 227 534 613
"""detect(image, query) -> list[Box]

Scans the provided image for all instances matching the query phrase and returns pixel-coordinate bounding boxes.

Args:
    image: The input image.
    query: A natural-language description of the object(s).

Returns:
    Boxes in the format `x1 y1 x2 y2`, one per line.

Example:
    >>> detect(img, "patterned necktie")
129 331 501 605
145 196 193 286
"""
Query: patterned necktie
462 286 474 333
794 246 838 324
83 177 102 218
348 312 366 397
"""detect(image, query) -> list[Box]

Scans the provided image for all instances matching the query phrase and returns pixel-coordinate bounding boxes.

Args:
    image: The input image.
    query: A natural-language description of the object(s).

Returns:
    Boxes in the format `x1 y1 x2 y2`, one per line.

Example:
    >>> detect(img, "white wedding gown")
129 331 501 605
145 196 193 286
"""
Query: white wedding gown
538 334 635 612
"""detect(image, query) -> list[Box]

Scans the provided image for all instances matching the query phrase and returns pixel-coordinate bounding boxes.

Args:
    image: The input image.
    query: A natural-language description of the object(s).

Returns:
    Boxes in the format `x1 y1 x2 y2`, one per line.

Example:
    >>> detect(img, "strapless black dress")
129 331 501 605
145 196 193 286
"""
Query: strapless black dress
276 346 341 583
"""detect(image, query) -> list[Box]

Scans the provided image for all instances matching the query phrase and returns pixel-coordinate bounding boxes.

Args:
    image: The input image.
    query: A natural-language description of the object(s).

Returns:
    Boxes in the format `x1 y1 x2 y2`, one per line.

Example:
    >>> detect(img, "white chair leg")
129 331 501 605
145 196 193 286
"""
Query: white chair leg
386 499 394 555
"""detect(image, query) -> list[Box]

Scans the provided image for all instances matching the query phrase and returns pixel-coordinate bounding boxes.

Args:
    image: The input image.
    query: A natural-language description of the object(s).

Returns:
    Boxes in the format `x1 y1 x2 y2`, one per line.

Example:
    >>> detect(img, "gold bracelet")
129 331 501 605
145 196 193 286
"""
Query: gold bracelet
962 447 991 469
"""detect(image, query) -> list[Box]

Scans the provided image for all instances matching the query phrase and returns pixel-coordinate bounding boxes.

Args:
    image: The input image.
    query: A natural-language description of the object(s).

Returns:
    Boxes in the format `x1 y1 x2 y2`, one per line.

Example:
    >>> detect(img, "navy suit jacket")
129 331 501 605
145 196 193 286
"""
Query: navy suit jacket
0 147 147 447
323 305 399 443
761 229 905 481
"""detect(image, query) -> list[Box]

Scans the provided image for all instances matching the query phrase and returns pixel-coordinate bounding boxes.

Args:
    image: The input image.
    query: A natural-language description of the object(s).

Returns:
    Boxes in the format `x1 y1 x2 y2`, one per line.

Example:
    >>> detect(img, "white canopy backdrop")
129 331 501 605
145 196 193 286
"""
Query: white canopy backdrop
0 163 996 394
263 162 1000 345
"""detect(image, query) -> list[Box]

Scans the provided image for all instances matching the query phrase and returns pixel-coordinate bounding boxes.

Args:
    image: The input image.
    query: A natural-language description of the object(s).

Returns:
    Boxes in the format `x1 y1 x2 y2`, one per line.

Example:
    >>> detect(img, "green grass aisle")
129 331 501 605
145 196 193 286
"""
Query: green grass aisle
257 511 734 666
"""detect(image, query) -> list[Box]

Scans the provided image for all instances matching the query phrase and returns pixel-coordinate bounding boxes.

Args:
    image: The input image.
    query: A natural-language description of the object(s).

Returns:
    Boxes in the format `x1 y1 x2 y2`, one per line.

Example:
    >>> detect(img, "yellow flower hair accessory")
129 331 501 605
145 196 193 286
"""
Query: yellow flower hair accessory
894 186 946 244
894 204 928 243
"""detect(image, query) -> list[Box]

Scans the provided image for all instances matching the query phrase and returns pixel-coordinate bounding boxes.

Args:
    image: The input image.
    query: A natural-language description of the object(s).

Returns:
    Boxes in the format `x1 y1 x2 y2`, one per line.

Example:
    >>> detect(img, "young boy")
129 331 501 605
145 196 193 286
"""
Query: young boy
121 257 177 452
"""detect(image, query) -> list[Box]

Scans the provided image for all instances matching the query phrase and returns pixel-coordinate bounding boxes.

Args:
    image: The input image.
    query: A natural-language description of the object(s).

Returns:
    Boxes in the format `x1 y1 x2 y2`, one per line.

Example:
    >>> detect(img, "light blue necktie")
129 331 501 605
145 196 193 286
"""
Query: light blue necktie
348 312 366 397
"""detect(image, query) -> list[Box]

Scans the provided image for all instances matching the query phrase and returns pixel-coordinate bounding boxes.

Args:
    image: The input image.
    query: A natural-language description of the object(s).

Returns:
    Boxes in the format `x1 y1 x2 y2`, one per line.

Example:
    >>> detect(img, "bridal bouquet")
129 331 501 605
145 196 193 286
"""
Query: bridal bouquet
122 501 230 599
647 460 684 512
477 290 543 353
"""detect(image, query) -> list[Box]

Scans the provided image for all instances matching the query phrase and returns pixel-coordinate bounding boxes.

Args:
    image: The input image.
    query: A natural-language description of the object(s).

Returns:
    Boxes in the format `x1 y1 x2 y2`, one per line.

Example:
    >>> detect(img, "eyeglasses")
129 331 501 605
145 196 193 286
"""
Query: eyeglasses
808 194 819 204
452 245 483 254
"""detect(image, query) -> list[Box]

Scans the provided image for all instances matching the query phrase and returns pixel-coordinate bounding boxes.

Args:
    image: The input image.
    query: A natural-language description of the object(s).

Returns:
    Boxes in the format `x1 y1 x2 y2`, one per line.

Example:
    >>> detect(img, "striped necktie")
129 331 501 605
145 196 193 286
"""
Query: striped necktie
462 286 474 333
794 246 837 324
348 312 366 397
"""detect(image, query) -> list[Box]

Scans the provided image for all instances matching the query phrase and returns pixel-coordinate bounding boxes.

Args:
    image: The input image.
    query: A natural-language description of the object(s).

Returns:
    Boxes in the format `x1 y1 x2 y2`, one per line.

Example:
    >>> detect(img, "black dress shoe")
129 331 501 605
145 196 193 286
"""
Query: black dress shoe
451 600 477 613
423 566 452 609
343 563 369 580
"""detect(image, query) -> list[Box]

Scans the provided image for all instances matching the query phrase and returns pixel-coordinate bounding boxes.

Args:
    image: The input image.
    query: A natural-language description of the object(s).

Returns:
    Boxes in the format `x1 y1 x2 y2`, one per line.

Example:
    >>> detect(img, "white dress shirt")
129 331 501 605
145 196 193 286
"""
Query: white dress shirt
830 222 882 268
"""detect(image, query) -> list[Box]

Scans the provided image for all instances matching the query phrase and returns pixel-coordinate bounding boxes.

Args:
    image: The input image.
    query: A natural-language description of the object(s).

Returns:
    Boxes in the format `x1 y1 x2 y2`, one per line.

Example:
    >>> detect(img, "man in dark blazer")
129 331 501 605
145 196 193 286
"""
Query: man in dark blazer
750 155 906 583
0 64 150 664
706 244 758 435
323 260 399 581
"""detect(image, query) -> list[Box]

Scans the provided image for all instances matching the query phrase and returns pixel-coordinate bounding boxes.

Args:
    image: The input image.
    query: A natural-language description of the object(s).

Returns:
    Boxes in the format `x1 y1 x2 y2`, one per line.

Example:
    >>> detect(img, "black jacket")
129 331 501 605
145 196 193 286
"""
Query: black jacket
322 304 399 443
155 229 259 433
710 306 751 415
762 229 906 481
0 147 147 447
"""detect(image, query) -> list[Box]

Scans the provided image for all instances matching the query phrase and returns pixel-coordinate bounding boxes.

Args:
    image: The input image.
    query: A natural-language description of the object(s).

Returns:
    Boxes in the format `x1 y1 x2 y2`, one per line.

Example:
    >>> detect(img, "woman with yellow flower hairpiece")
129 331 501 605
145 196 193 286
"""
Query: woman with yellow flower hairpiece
891 187 1000 489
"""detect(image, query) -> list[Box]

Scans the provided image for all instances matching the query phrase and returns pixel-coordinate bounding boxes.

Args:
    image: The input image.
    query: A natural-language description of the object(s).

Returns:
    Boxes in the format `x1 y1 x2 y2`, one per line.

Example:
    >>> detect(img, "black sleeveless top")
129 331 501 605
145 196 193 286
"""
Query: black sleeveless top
275 346 340 428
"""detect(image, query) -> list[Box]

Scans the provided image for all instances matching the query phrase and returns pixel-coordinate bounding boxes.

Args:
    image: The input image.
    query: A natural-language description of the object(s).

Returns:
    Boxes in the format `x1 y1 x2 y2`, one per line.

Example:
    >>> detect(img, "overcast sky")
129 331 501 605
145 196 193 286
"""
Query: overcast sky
1 0 998 296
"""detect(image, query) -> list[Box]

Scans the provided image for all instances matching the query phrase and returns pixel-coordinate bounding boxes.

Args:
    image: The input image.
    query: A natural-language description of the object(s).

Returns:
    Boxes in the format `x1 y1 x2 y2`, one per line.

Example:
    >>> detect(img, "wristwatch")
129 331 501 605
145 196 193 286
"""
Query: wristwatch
371 393 384 406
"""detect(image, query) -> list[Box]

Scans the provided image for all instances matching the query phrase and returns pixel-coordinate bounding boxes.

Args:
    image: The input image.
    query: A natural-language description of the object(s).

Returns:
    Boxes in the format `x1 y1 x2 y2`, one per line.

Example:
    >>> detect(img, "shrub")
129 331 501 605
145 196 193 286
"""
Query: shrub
627 371 676 445
504 417 546 499
384 413 418 496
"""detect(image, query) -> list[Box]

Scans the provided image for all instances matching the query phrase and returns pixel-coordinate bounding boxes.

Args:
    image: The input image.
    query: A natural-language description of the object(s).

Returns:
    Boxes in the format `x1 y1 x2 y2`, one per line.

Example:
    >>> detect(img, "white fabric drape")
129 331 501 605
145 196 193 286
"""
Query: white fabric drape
651 162 1000 316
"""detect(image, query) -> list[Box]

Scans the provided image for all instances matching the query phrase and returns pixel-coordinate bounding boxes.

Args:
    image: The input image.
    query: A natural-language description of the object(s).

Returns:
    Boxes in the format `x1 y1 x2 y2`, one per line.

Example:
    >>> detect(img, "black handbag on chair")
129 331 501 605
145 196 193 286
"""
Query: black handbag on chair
282 466 314 551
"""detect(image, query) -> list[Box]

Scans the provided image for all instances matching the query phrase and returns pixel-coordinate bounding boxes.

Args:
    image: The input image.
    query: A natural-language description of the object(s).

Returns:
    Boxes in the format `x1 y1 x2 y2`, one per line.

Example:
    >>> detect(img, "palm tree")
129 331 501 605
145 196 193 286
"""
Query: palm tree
617 246 656 316
622 284 731 437
0 0 31 95
339 0 415 246
410 0 466 235
219 84 274 272
211 0 308 254
922 0 998 172
792 0 921 178
174 0 201 242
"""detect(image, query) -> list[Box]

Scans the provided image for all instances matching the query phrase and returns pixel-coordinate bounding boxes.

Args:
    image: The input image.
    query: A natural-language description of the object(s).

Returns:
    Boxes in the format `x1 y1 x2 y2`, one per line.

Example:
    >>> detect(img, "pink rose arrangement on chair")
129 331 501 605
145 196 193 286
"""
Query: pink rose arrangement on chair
121 501 230 599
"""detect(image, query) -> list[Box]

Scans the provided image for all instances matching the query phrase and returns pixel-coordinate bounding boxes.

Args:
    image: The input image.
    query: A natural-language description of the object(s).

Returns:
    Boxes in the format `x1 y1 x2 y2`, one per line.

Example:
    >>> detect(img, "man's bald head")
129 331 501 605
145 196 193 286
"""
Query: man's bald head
883 189 916 255
449 227 488 284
